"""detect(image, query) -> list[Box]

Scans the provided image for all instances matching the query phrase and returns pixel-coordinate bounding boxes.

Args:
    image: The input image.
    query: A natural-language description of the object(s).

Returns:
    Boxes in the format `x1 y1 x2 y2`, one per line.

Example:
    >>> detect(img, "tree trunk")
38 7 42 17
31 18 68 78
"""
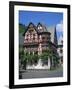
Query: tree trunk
52 56 54 67
23 60 26 70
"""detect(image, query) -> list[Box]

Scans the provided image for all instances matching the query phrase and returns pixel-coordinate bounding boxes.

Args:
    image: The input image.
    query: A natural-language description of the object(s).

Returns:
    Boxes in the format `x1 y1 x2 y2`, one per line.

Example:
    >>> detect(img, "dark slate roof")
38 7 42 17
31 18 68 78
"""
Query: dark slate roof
23 22 50 36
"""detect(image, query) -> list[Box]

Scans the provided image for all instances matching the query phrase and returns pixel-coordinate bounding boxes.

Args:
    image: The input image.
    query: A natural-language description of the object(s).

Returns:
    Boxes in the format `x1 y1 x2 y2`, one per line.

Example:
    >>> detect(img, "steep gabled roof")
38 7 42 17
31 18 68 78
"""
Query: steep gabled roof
37 22 48 33
23 22 38 36
37 22 42 27
23 22 51 36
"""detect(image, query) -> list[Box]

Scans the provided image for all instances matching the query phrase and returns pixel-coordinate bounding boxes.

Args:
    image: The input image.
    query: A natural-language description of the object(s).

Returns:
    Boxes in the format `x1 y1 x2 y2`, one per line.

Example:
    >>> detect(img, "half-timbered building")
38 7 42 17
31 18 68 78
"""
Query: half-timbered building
22 22 59 69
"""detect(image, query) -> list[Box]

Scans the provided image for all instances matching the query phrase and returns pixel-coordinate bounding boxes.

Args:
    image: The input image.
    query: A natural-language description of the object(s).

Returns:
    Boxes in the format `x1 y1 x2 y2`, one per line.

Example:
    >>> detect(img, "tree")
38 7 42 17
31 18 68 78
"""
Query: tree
19 47 30 70
27 53 39 65
19 24 26 34
40 51 48 60
26 52 34 65
53 54 60 67
40 44 53 69
32 54 39 65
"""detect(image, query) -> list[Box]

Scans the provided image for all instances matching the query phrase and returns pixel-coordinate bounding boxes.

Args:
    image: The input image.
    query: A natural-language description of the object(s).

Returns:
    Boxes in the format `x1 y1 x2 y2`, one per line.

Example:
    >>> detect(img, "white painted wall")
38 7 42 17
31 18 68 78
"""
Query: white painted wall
0 0 72 90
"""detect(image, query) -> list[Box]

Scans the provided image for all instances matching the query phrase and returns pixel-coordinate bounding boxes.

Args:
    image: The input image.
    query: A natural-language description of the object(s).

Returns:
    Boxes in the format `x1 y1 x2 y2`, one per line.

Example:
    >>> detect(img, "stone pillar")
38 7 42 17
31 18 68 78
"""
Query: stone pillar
38 58 42 66
33 51 34 55
48 57 51 69
37 42 42 68
29 51 30 54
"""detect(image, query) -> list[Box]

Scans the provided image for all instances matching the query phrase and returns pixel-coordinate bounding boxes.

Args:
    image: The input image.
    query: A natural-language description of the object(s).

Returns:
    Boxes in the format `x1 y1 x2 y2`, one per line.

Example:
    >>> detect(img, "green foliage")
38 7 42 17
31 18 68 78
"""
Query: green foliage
40 48 53 61
27 53 39 64
19 46 39 68
33 54 39 61
19 44 59 69
19 47 29 69
19 46 24 59
40 52 48 60
19 24 26 34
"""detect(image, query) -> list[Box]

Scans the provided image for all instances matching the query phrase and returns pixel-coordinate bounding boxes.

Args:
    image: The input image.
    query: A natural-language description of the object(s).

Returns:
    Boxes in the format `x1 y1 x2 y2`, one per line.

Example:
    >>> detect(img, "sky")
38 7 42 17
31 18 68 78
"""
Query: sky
19 10 63 41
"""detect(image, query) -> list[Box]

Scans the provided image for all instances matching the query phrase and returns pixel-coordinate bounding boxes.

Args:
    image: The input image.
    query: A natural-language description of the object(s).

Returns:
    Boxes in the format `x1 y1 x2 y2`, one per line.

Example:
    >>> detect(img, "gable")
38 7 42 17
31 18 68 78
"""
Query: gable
24 23 38 42
23 22 38 36
26 23 37 35
37 22 47 32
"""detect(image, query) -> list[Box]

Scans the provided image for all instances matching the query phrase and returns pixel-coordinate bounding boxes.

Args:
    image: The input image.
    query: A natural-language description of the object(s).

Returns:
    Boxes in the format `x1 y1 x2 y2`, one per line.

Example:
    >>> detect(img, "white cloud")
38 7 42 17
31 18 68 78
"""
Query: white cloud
56 20 63 41
56 20 63 32
58 35 63 45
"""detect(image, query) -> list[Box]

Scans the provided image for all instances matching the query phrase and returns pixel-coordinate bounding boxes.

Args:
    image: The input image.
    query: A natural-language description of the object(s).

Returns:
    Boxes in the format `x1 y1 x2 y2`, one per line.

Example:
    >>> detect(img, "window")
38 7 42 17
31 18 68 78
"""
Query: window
33 37 35 40
33 34 35 36
25 38 28 41
38 26 42 29
40 26 42 29
47 37 50 41
27 34 28 37
42 37 45 39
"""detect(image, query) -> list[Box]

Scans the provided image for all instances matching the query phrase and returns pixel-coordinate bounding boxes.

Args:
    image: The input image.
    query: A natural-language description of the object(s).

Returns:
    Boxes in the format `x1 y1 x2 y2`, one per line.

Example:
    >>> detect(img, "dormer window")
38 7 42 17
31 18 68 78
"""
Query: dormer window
40 26 42 29
38 26 42 30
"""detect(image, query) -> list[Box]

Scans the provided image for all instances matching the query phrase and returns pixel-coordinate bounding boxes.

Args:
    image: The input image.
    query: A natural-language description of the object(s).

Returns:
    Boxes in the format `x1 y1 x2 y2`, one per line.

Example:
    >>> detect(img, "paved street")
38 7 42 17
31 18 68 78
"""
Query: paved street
19 67 63 79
